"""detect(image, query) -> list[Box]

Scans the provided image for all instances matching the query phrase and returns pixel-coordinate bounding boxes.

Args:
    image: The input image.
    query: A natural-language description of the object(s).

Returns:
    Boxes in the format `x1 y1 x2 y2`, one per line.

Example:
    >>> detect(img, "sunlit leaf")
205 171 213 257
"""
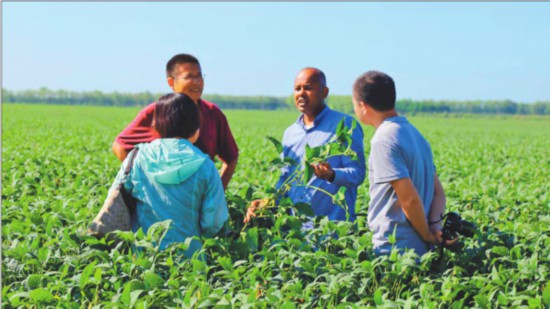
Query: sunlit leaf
266 136 283 154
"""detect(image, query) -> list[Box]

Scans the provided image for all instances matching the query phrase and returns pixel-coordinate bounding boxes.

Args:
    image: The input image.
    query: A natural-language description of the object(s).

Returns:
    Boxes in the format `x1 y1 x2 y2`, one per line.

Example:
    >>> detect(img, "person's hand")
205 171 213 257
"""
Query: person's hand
311 162 335 182
429 224 459 246
422 230 439 245
243 199 261 223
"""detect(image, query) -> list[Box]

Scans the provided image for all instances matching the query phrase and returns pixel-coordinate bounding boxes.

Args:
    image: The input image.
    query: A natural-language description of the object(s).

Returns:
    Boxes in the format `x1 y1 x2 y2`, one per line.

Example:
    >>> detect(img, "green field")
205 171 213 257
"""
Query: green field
2 103 549 307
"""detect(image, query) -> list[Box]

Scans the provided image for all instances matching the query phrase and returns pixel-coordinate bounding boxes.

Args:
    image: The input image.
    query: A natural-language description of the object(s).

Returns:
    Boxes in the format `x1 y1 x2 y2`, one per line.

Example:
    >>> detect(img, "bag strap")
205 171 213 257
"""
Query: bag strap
120 148 140 216
124 148 140 176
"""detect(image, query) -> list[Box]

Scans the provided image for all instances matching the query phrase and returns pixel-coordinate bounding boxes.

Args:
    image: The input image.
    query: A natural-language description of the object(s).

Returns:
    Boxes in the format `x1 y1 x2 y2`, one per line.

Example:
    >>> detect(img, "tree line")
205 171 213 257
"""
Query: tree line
3 88 549 115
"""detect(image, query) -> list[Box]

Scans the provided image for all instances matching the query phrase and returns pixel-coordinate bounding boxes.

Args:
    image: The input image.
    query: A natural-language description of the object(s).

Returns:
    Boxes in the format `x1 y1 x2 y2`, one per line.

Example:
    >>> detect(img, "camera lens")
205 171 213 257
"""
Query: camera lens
458 220 476 238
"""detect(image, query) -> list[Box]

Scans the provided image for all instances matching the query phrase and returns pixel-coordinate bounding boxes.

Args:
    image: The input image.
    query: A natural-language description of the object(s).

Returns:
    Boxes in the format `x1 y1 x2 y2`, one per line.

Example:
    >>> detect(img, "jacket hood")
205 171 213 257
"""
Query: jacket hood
135 139 207 185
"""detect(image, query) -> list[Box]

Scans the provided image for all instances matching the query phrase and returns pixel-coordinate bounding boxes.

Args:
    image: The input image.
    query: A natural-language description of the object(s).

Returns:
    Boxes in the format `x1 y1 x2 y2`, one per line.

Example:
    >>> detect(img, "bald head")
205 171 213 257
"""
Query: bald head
296 67 327 88
293 67 329 121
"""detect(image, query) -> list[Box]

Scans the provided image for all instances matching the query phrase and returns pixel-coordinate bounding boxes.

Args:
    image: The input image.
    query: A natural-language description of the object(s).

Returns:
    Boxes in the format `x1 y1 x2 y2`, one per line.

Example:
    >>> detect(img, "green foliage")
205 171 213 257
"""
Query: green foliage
327 94 550 116
2 88 289 110
2 104 549 307
252 118 358 221
3 87 550 114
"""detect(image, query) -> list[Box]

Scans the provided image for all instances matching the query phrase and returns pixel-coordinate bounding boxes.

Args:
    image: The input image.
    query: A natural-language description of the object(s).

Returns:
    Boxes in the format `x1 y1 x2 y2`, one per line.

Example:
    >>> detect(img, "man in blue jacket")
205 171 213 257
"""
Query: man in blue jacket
245 68 366 226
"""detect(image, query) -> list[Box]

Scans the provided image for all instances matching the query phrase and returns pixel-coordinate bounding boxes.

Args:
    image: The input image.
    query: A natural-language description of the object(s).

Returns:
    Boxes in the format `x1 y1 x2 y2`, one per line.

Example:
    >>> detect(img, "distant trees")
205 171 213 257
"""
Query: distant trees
2 88 288 110
2 87 158 107
204 94 288 110
327 96 550 115
2 88 549 115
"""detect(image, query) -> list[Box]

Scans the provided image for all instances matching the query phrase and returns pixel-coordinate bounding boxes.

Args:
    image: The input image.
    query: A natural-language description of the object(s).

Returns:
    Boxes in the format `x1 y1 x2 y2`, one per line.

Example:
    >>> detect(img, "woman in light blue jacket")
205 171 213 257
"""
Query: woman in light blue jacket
112 93 228 257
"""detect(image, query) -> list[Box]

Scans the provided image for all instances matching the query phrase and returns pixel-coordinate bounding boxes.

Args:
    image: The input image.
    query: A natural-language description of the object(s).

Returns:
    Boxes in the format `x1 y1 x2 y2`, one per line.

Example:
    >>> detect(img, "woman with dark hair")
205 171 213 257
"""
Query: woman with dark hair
111 93 228 257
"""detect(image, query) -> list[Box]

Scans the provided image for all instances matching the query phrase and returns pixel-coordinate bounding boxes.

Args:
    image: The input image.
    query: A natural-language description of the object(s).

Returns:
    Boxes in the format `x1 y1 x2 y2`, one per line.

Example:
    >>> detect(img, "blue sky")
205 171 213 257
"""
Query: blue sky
3 2 550 102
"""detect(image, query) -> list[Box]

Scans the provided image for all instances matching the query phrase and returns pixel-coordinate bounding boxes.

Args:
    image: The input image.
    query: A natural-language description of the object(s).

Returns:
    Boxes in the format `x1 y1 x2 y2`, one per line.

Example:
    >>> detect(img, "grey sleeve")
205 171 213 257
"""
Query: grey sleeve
370 141 409 184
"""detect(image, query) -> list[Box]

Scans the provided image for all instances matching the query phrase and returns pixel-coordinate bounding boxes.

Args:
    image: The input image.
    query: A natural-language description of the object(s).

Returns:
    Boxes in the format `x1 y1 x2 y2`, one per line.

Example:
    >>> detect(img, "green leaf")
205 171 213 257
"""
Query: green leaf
9 292 29 305
328 142 346 156
29 288 53 304
218 256 233 271
293 202 314 217
345 135 352 147
80 261 97 289
305 144 313 160
146 219 173 247
217 297 231 306
134 258 153 269
336 187 347 202
198 299 216 308
528 297 541 308
344 248 358 259
497 293 507 306
2 284 12 298
335 118 345 136
122 280 145 305
144 271 164 290
113 230 135 243
245 227 259 252
26 274 41 290
543 284 550 305
373 289 383 305
266 136 283 154
284 216 303 230
474 294 488 307
491 246 508 256
388 225 398 245
304 163 313 183
350 119 357 131
94 267 102 283
192 259 207 272
305 144 321 161
129 290 146 308
283 157 297 165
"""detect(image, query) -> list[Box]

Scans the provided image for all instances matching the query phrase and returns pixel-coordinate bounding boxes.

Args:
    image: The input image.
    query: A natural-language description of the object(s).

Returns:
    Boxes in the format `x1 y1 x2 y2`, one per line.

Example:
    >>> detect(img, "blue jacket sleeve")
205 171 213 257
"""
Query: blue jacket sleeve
200 162 229 237
331 118 367 188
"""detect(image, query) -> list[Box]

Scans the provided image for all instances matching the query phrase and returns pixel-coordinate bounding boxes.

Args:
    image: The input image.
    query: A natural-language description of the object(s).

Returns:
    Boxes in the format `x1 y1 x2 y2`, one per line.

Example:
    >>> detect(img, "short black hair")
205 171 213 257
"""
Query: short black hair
353 71 396 111
154 93 200 138
166 54 200 77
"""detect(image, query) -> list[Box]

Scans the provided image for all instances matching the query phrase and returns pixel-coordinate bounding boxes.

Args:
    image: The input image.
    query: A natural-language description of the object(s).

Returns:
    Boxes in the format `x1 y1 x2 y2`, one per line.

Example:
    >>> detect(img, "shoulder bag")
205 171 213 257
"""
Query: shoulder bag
88 148 140 240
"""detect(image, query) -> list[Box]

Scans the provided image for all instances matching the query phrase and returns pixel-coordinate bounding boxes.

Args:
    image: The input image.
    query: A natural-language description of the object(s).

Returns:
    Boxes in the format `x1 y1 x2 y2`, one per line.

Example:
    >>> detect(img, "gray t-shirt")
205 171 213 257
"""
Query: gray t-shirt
368 116 435 256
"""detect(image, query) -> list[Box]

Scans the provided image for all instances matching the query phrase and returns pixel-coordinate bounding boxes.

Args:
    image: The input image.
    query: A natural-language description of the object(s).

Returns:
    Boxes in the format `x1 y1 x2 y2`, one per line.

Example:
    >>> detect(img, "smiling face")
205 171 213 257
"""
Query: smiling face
293 69 328 119
167 62 204 103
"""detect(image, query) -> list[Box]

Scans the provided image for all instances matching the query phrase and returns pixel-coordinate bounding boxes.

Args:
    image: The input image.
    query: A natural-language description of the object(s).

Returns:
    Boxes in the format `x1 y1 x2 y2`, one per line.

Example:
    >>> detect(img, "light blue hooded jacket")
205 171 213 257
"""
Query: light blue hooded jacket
111 138 228 256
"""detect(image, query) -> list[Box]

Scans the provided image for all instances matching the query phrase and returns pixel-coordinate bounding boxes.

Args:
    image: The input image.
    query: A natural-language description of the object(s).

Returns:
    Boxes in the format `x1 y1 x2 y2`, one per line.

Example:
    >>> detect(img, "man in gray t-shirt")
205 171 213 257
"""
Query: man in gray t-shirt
352 71 456 256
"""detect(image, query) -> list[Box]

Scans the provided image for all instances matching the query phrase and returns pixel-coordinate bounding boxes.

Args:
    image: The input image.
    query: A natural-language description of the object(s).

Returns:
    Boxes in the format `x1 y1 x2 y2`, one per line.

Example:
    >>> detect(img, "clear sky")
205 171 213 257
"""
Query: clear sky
3 2 550 102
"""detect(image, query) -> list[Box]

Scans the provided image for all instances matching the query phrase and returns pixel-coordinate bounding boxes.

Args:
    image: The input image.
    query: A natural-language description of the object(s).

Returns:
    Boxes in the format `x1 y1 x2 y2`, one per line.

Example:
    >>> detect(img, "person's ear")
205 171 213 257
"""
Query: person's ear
188 128 200 144
167 77 175 91
361 101 370 116
322 86 329 99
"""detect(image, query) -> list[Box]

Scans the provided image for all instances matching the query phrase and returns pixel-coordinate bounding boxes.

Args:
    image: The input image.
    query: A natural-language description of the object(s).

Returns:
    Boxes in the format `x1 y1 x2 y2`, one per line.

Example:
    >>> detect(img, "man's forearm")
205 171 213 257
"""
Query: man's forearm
391 178 435 244
220 158 238 191
428 174 446 227
401 196 433 242
112 141 129 162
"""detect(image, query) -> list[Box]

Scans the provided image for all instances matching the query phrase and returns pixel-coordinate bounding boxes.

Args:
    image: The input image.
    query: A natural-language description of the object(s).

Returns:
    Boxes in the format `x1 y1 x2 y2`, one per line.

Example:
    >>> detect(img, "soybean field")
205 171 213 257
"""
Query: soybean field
2 103 549 307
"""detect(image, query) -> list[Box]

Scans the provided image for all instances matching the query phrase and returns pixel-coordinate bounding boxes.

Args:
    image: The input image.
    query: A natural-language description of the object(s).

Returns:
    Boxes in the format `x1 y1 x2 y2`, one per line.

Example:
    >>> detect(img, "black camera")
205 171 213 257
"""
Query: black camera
442 212 477 241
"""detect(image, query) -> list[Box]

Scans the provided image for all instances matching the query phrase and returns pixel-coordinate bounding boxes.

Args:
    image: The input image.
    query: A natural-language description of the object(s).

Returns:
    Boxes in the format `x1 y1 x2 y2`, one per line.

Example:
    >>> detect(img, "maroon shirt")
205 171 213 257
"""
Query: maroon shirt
115 99 238 163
